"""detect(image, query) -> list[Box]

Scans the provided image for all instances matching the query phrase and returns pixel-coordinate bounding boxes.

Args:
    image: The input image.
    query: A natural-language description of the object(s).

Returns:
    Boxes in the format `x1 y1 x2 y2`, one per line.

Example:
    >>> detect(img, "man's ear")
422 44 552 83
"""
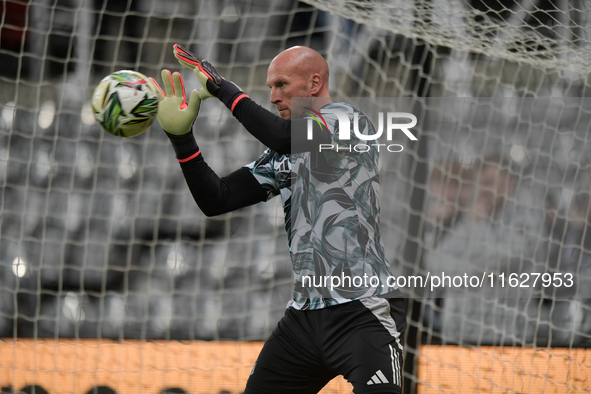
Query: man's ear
310 74 322 95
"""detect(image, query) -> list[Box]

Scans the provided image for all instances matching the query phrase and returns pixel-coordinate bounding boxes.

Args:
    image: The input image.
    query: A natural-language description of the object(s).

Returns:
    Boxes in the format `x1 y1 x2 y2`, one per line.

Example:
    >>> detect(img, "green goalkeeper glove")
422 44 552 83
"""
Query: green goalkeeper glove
148 69 201 135
173 44 248 112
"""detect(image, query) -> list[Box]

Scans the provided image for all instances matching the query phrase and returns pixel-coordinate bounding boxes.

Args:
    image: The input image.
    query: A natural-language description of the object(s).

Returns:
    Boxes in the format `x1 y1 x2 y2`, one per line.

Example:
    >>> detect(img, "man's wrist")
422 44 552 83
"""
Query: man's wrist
165 130 201 162
216 79 248 112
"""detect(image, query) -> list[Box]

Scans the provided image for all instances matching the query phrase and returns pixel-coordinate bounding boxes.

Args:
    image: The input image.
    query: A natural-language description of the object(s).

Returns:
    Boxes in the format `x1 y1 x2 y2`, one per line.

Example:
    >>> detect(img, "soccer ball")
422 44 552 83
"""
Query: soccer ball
91 70 158 137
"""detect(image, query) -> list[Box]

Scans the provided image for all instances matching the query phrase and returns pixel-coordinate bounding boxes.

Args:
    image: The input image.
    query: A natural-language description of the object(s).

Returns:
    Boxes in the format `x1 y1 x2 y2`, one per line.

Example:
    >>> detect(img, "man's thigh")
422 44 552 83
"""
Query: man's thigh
244 308 334 394
324 298 406 394
245 298 406 394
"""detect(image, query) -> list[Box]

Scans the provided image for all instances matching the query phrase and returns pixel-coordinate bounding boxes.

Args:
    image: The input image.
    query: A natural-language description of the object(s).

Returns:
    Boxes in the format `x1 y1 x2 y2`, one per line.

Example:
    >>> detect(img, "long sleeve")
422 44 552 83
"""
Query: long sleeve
228 97 332 154
166 131 267 216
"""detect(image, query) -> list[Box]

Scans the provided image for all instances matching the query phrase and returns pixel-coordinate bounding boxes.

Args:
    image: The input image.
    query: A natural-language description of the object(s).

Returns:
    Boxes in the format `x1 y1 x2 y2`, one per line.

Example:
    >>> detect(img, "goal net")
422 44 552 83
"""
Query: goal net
1 0 591 393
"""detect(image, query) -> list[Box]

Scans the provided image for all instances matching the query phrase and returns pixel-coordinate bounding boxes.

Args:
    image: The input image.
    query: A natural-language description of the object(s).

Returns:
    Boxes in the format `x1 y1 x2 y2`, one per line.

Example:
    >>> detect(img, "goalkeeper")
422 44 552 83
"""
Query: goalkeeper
149 45 406 394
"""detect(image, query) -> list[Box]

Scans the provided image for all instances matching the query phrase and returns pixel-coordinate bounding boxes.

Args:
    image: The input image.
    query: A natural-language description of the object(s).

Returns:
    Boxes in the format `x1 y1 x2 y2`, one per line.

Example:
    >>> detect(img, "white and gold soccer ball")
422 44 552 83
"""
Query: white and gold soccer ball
91 70 158 137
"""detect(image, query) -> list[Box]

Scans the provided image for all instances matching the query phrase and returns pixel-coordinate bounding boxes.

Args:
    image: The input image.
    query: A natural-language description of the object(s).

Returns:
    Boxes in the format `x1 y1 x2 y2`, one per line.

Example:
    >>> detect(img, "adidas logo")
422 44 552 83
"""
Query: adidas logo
367 369 389 385
277 160 290 172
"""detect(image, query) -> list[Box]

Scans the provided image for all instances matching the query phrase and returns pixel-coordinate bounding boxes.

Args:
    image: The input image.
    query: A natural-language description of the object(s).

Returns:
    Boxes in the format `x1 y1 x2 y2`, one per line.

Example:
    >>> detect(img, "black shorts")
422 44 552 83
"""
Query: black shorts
245 297 406 394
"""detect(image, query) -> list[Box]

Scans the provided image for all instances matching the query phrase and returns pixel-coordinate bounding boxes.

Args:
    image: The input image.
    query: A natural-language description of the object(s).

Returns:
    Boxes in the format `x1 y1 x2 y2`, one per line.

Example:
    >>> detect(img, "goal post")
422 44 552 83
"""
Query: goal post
1 0 591 393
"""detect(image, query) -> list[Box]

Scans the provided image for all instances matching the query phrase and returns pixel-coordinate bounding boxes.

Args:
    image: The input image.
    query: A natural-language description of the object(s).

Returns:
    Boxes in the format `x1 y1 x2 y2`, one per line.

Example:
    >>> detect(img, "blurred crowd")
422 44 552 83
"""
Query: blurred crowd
423 155 591 346
1 0 591 349
0 98 293 341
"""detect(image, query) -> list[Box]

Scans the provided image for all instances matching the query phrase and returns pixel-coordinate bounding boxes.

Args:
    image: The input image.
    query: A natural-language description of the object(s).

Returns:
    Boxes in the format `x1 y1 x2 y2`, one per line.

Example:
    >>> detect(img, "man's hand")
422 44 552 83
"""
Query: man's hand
173 44 247 111
173 44 219 100
148 69 201 135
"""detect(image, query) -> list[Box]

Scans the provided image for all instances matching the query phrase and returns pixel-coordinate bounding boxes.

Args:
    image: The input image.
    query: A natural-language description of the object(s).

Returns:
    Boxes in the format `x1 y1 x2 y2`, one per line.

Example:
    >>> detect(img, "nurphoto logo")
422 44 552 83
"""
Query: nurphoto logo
306 108 418 153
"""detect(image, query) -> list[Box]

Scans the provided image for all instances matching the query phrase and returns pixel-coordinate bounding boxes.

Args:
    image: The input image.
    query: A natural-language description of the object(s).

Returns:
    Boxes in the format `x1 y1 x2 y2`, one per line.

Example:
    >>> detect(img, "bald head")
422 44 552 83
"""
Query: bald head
272 46 329 84
267 46 331 119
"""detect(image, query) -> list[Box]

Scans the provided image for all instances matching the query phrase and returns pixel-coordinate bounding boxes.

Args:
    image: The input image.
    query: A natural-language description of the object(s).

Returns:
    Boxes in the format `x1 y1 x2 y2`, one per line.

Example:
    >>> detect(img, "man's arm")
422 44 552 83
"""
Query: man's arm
167 132 267 217
148 69 268 216
173 44 330 154
231 97 330 155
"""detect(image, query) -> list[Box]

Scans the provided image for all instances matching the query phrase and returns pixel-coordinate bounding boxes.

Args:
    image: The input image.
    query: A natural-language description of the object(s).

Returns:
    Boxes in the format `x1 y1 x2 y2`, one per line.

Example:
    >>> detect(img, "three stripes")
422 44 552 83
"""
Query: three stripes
365 344 401 386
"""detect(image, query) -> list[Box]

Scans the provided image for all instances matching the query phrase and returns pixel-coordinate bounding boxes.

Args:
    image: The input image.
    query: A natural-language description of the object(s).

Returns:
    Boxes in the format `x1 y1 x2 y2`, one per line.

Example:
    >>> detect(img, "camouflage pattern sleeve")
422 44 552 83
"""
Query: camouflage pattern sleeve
244 148 285 201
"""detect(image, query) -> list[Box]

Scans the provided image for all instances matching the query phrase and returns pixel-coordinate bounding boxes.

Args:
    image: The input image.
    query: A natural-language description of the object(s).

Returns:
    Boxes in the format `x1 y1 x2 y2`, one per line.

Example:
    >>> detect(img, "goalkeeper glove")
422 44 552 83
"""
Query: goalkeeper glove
148 69 201 135
173 44 248 112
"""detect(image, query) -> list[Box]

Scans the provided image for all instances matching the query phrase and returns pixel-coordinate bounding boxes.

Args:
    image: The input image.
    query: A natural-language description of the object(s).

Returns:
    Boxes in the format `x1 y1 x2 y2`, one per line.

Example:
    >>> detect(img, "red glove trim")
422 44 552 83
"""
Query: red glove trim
174 44 214 81
173 72 188 110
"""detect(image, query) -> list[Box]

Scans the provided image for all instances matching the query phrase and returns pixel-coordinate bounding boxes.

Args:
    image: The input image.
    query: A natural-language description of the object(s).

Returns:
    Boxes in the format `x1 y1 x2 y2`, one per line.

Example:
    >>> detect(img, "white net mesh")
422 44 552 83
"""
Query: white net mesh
1 0 591 393
307 0 591 74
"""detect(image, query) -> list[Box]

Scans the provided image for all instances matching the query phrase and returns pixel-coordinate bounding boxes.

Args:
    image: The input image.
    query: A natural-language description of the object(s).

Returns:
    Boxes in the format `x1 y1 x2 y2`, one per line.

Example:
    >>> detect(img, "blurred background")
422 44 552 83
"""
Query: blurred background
1 0 591 393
